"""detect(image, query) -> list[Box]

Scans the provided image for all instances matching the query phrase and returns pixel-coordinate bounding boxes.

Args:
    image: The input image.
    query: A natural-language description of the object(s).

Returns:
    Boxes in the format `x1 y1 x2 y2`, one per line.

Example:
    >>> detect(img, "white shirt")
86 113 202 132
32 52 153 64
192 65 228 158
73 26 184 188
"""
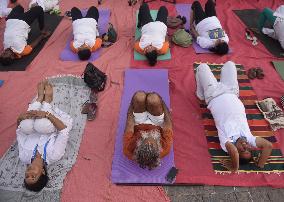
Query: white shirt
16 107 73 165
139 21 167 49
208 94 256 152
195 16 229 49
29 0 59 12
72 18 99 49
4 19 30 54
262 5 284 49
0 0 11 17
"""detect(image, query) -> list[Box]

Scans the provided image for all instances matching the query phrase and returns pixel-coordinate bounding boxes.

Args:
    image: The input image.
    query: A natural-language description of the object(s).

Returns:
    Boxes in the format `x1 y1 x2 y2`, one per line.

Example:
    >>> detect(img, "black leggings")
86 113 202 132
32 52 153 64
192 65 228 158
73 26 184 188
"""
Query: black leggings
138 3 168 28
7 5 45 30
71 6 99 22
191 0 216 25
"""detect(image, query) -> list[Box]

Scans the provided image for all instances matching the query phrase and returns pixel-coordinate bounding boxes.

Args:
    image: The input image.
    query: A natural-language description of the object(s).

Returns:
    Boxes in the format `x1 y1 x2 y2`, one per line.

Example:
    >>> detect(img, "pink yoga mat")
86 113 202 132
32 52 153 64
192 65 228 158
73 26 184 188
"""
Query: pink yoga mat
111 69 175 184
60 9 110 61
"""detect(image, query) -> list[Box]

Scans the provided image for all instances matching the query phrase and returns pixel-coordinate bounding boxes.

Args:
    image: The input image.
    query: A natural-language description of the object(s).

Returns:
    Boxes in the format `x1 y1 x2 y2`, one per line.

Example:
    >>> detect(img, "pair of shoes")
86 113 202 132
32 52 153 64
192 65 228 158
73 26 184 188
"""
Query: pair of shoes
247 67 264 79
81 90 98 121
245 28 258 46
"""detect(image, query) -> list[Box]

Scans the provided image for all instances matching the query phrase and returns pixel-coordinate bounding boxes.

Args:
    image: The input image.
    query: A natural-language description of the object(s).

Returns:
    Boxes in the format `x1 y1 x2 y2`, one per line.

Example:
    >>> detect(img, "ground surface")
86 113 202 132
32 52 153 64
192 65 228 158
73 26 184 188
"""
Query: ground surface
164 186 284 202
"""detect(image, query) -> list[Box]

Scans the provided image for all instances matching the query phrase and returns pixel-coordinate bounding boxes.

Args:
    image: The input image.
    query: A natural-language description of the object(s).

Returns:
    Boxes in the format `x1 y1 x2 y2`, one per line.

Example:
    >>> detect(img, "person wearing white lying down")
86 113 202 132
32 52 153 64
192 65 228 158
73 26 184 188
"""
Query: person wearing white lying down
16 80 73 192
258 5 284 50
195 61 272 172
29 0 59 12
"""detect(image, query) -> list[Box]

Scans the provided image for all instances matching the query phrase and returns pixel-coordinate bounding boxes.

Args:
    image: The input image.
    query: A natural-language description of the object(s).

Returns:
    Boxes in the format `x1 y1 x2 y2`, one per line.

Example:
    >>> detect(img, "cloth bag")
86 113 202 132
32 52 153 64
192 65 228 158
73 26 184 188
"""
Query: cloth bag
172 29 192 47
83 62 107 92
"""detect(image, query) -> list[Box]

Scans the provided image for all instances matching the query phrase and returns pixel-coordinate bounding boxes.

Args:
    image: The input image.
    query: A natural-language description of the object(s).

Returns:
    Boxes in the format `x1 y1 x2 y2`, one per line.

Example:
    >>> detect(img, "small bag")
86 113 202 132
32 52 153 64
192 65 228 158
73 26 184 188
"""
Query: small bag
105 23 118 43
167 16 186 29
172 29 192 47
83 63 107 92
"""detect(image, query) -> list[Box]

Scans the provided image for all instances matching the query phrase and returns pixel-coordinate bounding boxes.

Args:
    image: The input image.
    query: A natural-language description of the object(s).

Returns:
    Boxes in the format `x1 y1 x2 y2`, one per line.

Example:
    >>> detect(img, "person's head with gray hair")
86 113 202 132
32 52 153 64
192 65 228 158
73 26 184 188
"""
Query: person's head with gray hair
134 129 162 170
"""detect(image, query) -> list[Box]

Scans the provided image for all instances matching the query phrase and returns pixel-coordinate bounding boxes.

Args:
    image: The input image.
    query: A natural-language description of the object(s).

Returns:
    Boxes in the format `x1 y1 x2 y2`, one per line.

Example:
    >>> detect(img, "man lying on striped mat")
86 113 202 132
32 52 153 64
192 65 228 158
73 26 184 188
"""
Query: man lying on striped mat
195 61 273 172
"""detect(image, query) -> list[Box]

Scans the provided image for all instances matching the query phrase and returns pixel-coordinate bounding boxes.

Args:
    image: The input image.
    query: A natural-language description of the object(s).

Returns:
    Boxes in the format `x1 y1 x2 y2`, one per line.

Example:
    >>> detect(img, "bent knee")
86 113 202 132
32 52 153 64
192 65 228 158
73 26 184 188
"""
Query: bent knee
132 91 147 104
146 93 162 107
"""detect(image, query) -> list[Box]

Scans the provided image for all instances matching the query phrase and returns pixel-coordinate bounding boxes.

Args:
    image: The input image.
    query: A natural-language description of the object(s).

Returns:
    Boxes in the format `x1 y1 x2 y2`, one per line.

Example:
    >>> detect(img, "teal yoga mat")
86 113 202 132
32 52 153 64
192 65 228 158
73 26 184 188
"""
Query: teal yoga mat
272 61 284 80
134 10 171 61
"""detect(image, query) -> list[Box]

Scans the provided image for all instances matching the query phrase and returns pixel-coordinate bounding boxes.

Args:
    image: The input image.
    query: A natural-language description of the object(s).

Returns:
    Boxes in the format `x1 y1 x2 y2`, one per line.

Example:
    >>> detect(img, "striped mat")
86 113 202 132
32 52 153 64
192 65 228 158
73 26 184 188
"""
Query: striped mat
194 63 284 173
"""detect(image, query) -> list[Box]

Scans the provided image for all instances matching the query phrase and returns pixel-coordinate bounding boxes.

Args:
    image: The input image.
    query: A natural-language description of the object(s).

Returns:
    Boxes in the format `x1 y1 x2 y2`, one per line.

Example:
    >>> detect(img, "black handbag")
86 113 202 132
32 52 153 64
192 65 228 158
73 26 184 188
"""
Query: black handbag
83 63 107 92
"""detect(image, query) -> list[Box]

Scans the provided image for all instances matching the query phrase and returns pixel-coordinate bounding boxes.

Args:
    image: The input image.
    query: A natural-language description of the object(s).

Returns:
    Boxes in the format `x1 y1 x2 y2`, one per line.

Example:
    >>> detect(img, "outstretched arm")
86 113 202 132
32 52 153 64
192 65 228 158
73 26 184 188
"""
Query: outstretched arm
255 137 273 168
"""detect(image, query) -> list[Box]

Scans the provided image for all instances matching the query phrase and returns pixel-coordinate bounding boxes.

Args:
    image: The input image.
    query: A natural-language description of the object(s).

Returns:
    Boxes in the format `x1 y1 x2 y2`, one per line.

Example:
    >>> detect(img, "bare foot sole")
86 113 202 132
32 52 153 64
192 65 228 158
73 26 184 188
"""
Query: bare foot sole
44 82 53 103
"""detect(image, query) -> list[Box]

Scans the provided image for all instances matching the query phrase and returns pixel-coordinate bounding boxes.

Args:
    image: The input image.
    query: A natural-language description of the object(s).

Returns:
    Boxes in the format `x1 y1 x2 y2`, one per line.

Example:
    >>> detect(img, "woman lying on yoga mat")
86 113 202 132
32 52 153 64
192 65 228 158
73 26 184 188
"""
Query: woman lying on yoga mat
29 0 60 12
195 61 272 172
70 6 102 61
123 91 173 170
190 0 229 55
0 5 51 66
16 81 73 192
258 5 284 50
134 3 170 66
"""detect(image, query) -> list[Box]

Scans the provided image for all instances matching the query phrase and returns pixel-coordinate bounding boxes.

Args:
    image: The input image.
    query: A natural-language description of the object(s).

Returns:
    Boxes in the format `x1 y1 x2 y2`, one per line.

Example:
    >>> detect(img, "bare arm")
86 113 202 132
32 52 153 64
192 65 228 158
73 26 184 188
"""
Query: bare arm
124 104 135 133
162 100 172 131
225 142 239 172
190 26 199 39
255 137 273 168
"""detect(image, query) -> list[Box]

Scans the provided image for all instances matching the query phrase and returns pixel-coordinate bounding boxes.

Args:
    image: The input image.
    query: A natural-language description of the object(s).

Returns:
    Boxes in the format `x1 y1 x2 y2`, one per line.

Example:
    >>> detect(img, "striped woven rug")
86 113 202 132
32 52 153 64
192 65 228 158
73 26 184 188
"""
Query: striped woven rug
194 63 284 173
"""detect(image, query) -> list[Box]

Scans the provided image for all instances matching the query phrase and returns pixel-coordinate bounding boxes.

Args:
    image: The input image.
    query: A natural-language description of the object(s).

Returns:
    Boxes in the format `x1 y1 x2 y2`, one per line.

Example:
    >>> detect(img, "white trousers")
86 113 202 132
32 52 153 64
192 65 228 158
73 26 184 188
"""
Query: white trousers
195 61 239 104
0 0 12 17
18 101 56 134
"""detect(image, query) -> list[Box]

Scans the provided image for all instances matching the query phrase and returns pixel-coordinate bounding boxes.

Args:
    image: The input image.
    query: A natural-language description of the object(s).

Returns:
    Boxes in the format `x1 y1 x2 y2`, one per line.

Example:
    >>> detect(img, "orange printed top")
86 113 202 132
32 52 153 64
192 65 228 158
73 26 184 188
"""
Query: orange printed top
123 124 173 160
70 38 102 53
15 45 33 58
134 41 169 55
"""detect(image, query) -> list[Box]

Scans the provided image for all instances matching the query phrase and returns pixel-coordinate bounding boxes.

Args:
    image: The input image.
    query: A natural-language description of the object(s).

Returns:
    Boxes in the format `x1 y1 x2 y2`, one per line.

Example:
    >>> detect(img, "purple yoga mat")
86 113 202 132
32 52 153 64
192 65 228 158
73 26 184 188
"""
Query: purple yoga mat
175 3 232 54
60 9 110 61
111 69 175 184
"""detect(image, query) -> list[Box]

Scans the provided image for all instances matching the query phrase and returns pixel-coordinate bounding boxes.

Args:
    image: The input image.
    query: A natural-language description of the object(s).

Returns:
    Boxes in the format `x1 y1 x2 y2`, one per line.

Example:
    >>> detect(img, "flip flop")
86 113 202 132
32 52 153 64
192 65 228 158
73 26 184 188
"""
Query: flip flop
87 103 97 121
247 68 257 79
256 67 264 79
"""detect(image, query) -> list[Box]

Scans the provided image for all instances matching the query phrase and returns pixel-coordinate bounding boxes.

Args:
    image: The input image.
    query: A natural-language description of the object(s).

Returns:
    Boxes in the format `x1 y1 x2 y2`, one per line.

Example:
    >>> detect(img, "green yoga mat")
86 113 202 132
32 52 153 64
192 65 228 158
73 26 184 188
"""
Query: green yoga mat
233 9 284 58
134 10 171 61
272 61 284 80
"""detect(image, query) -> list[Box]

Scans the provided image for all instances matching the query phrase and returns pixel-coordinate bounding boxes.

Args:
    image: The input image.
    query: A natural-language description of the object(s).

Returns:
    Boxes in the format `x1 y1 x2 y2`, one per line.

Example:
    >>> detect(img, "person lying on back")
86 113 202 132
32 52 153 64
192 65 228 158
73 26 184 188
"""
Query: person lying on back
123 91 173 170
70 6 102 61
0 5 51 66
134 3 169 66
258 5 284 50
195 61 272 172
190 0 229 55
29 0 60 12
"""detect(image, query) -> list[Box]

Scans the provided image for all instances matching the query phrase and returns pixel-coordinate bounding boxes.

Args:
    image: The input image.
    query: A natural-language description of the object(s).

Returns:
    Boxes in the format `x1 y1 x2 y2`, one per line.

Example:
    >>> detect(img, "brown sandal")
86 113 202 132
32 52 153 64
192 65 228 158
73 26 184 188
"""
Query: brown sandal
247 68 257 79
256 67 264 79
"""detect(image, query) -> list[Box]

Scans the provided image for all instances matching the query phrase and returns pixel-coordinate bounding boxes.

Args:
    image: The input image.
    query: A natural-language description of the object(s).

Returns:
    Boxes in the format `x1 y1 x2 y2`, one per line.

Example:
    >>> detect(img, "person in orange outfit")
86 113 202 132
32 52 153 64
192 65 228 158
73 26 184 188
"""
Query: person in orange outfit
70 6 102 61
0 5 50 66
123 91 173 170
135 3 169 66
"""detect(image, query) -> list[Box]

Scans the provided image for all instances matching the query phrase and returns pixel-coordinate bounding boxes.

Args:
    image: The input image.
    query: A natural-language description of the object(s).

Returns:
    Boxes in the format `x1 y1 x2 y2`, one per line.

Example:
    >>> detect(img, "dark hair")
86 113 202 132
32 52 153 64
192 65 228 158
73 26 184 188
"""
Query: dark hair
239 156 252 165
145 50 158 66
78 49 91 60
10 0 17 3
24 165 49 192
209 42 229 55
0 56 13 66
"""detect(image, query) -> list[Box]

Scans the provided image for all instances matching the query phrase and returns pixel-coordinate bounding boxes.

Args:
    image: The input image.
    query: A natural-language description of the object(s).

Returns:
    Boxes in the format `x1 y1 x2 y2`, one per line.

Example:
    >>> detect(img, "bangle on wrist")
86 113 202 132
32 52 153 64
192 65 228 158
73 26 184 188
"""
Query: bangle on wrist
45 112 51 118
